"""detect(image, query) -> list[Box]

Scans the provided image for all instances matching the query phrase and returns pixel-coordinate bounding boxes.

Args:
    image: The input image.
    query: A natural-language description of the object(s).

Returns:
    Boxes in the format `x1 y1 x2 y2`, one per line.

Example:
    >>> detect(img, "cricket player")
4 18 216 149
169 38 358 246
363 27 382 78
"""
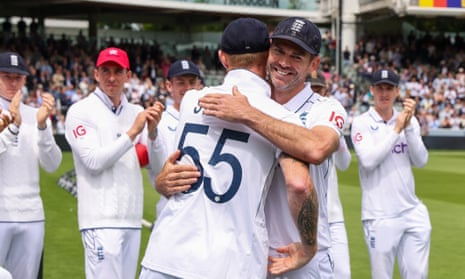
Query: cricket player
65 47 164 279
147 59 201 217
0 51 62 279
309 71 352 278
140 17 317 279
199 17 346 278
351 68 431 279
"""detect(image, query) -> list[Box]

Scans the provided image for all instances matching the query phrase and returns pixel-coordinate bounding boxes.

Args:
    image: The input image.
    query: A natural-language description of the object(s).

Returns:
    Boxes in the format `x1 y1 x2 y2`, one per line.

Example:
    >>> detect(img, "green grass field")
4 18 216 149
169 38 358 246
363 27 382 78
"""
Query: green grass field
39 151 465 278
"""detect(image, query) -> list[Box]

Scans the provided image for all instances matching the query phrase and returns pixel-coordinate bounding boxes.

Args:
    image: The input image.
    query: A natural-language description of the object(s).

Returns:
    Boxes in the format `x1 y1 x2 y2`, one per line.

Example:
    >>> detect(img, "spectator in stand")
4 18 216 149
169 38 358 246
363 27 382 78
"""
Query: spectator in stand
2 20 465 133
444 84 457 105
17 17 27 38
343 45 351 66
155 78 169 105
2 17 12 40
57 86 71 115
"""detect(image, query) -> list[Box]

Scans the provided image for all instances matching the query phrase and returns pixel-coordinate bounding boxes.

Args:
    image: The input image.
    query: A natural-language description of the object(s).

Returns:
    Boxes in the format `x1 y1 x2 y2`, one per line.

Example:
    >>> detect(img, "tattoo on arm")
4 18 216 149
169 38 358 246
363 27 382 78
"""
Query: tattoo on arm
297 190 318 246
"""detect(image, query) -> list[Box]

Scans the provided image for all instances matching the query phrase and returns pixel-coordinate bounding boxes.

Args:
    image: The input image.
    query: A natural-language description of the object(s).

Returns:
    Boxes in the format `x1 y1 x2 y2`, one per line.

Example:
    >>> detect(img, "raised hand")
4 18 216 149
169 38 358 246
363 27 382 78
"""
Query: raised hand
146 101 165 140
127 110 150 141
0 108 12 132
395 98 416 133
127 101 165 141
9 90 22 127
37 93 55 129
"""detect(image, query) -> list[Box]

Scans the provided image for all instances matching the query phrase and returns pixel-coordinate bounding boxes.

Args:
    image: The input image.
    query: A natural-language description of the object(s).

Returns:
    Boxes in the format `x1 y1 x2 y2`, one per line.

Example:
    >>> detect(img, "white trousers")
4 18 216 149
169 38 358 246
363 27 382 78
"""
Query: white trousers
0 221 44 279
363 203 431 279
82 228 141 279
329 221 351 279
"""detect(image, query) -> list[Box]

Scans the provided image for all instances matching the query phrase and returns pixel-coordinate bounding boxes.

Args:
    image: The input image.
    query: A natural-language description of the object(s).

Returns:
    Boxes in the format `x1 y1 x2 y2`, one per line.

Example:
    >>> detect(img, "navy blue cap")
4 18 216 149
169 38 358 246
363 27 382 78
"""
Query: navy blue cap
221 18 270 55
0 52 29 76
271 17 321 55
167 60 201 79
371 69 399 86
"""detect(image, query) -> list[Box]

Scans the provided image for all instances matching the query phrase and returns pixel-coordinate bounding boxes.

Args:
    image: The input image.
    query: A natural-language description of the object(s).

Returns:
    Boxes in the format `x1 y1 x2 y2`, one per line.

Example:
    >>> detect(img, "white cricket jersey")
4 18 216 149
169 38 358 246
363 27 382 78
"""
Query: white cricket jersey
141 69 302 279
351 107 428 220
147 104 179 216
0 99 62 222
327 137 351 223
65 88 146 230
266 83 347 254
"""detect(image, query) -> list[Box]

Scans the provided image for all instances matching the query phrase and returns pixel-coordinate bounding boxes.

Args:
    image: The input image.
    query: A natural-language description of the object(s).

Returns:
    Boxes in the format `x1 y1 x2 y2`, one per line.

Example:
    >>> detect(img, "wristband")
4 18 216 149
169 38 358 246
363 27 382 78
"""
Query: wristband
38 124 47 131
148 129 157 140
8 123 19 135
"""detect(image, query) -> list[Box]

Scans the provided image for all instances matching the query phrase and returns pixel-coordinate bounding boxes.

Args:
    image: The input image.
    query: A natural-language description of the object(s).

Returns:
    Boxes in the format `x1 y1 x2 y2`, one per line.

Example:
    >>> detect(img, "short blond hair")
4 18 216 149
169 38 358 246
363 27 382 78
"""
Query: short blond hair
227 51 268 70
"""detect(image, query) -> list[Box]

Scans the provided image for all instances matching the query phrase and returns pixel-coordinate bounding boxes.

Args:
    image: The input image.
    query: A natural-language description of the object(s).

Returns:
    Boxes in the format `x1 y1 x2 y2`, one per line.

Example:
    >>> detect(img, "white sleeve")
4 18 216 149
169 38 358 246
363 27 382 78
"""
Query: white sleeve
65 107 134 175
38 118 62 173
404 116 428 168
334 137 351 171
351 116 400 171
0 125 19 153
307 98 347 137
147 135 169 187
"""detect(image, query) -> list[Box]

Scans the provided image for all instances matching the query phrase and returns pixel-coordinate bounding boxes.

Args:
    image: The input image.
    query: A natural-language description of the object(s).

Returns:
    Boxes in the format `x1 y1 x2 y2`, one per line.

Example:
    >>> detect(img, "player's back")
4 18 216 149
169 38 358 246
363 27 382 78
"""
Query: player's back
142 69 301 279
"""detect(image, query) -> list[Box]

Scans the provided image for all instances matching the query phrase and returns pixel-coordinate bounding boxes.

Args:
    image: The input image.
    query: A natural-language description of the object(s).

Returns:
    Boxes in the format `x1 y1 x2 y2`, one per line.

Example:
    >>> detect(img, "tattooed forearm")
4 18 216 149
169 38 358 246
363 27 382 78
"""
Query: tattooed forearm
297 190 318 246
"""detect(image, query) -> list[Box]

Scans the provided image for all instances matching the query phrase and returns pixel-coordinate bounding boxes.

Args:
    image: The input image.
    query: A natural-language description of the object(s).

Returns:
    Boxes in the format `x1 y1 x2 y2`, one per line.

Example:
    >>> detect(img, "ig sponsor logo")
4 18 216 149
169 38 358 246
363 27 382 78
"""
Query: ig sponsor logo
72 125 86 138
353 132 363 144
329 111 345 129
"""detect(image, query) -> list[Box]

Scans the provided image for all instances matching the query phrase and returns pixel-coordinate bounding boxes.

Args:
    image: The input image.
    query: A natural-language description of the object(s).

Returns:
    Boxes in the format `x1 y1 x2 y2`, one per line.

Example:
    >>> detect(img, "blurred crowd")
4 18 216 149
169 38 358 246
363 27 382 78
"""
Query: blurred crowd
1 17 465 136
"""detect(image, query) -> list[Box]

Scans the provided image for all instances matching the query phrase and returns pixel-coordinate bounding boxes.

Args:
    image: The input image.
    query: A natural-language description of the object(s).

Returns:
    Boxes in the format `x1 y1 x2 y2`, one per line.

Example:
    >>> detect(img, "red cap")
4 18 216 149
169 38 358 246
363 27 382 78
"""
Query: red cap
96 47 130 69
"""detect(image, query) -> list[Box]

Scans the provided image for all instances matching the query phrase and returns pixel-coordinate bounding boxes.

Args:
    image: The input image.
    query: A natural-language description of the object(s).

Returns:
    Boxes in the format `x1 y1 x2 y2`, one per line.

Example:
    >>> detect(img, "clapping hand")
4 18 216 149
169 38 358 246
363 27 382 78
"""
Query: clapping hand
37 93 55 129
9 90 22 127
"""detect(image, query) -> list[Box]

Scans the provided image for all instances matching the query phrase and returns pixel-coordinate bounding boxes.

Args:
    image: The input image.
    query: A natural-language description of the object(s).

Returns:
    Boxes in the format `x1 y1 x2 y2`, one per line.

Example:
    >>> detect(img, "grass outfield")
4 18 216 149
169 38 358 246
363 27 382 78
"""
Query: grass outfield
39 151 465 278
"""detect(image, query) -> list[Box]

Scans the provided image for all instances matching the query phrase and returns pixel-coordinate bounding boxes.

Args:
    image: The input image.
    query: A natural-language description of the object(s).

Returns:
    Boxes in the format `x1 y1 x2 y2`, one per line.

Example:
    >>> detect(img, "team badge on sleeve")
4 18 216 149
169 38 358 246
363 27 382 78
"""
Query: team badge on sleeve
72 125 87 138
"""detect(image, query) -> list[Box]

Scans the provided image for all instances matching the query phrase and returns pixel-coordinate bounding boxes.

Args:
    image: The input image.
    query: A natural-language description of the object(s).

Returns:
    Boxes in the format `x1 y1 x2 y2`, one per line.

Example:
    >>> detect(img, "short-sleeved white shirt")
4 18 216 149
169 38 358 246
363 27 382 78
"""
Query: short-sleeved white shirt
266 83 347 253
141 69 302 279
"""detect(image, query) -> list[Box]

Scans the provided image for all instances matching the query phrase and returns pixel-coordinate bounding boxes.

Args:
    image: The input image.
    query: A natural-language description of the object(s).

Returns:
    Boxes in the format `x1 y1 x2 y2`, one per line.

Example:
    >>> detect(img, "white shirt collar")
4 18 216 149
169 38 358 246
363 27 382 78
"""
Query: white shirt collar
94 87 128 115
